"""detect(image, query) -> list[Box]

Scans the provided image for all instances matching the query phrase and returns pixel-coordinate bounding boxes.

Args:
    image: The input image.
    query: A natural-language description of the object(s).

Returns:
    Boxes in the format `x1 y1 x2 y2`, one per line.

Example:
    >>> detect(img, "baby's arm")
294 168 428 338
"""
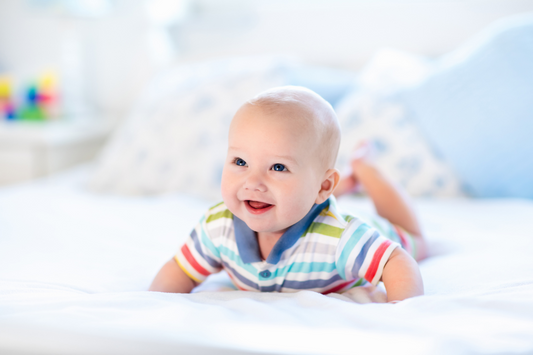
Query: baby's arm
381 248 423 302
149 258 197 293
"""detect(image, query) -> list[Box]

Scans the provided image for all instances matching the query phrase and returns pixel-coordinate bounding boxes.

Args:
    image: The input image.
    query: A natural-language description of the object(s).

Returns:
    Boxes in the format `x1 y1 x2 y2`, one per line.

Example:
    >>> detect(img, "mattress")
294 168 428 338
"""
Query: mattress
1 165 532 355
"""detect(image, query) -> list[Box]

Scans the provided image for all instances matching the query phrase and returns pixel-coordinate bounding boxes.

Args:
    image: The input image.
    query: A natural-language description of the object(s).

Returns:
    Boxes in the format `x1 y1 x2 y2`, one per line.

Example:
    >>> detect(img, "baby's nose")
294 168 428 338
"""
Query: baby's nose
244 170 267 192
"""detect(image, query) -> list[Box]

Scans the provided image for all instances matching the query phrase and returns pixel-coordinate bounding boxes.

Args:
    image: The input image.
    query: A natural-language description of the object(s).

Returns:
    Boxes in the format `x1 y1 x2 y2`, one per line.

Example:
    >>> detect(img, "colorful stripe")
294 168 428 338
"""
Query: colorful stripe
206 209 233 223
181 244 210 276
304 222 344 238
174 255 200 283
364 240 392 283
281 274 344 292
336 223 373 280
174 196 401 293
190 229 220 267
393 225 417 258
226 271 248 291
223 262 259 290
394 226 410 252
322 279 357 294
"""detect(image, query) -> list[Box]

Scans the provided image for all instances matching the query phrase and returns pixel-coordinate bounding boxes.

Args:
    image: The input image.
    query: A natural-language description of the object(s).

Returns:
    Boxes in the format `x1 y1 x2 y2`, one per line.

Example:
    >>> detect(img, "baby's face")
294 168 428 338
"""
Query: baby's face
221 104 324 235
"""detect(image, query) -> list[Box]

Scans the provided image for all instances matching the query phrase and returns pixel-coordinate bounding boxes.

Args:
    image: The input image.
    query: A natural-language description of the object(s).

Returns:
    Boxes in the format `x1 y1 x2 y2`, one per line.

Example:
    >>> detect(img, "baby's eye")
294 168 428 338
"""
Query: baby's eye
272 163 287 172
234 158 247 167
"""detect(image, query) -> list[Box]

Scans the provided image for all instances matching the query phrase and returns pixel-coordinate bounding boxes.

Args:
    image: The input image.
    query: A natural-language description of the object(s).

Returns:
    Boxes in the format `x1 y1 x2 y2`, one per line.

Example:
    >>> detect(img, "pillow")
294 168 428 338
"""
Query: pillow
335 49 465 197
401 15 533 198
88 56 292 200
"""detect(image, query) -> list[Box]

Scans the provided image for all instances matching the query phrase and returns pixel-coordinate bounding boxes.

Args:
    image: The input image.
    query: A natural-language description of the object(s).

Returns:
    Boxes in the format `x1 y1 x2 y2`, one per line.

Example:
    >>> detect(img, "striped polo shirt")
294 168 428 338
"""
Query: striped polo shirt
175 196 408 294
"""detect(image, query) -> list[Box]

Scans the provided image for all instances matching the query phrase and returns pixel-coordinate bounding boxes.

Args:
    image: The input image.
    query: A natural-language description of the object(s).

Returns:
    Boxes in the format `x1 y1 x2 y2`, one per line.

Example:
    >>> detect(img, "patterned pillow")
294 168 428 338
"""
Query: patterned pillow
335 49 465 197
88 56 291 200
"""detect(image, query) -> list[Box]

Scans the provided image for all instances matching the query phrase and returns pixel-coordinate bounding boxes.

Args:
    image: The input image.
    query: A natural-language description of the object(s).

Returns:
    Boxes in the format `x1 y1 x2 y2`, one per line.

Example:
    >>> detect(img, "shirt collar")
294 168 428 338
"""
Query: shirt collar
233 198 330 264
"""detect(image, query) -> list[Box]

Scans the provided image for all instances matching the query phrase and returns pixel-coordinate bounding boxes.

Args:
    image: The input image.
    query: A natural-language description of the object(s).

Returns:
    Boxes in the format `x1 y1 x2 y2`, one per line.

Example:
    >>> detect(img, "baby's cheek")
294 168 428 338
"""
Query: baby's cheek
220 183 234 204
220 175 234 204
285 188 314 216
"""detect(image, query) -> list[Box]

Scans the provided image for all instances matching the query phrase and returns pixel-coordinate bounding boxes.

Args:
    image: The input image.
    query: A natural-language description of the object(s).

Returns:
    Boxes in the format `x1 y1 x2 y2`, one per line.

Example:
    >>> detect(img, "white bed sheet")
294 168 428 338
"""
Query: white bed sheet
1 165 533 355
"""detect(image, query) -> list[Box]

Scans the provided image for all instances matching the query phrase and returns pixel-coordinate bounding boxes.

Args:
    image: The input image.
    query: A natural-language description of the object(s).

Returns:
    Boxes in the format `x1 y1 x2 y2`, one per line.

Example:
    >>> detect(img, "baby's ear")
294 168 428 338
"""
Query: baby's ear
315 169 340 204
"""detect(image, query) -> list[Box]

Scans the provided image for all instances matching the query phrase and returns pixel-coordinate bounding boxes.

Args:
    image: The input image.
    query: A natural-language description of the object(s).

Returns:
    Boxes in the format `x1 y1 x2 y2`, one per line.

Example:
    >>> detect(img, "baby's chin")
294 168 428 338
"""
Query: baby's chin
237 214 289 235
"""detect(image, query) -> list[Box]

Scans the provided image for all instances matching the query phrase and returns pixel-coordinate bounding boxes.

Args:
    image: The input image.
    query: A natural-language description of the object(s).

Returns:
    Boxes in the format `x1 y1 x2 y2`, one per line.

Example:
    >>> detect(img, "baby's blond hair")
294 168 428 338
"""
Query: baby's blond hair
246 86 341 171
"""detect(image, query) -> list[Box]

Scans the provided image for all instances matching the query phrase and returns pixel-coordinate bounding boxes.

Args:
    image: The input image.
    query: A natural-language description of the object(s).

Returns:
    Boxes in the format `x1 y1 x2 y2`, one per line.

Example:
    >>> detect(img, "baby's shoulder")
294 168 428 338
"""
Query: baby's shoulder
324 199 396 243
303 202 354 241
197 202 235 238
205 201 233 222
315 198 384 238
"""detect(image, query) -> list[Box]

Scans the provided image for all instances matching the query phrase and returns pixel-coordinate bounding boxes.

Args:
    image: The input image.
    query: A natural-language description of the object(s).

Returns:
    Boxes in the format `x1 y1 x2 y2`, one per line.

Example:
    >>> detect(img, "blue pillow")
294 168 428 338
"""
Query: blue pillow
401 15 533 199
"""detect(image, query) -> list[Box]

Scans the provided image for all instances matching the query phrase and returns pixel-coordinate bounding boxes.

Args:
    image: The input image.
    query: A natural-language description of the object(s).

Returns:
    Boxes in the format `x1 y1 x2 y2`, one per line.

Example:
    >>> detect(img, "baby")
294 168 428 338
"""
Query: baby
150 86 427 302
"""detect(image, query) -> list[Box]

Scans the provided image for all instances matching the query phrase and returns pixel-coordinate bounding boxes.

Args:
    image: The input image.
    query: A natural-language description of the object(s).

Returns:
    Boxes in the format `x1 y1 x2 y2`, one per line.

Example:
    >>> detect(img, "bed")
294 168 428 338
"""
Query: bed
1 165 533 354
1 14 533 355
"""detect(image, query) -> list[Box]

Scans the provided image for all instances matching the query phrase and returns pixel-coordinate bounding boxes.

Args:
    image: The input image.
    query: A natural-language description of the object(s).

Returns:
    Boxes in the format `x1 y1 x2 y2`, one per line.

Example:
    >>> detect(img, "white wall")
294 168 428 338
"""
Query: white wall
177 0 533 70
1 0 533 119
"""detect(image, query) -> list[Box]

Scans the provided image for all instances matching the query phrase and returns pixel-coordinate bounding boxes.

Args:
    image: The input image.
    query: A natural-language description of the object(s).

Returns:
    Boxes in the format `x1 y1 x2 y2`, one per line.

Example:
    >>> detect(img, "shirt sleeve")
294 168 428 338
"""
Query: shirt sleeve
335 218 400 286
174 214 223 283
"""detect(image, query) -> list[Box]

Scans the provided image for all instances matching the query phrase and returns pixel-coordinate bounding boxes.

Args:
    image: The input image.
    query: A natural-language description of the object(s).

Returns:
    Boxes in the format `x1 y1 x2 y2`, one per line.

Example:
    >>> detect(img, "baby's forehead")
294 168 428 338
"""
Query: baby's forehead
237 102 320 142
236 88 333 139
231 86 341 169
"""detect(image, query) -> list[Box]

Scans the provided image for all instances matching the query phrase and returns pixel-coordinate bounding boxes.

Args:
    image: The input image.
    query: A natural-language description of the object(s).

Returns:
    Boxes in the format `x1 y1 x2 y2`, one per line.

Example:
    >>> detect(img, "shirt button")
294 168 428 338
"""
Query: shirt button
260 270 271 278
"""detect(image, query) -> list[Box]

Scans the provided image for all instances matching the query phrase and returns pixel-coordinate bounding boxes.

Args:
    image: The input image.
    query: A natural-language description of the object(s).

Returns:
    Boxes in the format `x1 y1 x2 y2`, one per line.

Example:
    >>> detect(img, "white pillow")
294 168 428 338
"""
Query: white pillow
335 49 464 197
88 56 291 200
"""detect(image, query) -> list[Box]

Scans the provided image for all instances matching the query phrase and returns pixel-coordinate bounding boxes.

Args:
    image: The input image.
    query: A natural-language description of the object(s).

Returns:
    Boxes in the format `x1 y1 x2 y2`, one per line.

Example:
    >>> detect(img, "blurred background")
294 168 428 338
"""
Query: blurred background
0 0 532 198
1 0 532 118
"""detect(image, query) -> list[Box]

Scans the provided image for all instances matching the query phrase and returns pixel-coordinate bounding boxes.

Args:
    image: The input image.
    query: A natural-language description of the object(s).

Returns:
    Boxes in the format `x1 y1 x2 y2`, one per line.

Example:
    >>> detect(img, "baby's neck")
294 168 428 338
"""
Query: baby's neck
256 231 284 261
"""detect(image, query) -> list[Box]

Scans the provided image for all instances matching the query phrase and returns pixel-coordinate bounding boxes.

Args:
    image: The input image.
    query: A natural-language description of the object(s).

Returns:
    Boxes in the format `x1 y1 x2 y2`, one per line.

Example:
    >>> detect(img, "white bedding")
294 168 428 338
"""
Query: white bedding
1 166 533 355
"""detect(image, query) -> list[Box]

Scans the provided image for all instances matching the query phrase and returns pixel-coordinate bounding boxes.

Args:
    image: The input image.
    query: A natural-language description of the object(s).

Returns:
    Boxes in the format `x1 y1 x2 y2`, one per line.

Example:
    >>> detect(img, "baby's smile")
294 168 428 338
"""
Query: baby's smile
220 87 339 235
245 200 274 215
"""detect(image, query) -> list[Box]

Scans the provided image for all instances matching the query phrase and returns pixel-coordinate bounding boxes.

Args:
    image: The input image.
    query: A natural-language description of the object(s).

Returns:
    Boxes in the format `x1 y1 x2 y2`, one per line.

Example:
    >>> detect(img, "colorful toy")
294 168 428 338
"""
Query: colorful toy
0 72 60 122
37 72 59 118
0 76 16 120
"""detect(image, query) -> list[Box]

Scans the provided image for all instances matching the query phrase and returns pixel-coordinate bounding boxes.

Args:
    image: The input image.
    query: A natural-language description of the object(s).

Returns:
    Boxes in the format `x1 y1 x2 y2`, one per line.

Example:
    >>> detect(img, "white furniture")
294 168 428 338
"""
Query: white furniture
0 118 113 185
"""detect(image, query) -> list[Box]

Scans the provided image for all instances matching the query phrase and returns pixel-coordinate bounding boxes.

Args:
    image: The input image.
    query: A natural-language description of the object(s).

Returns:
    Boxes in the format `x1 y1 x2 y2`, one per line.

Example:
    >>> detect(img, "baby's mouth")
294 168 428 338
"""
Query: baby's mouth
245 200 274 215
247 200 273 210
